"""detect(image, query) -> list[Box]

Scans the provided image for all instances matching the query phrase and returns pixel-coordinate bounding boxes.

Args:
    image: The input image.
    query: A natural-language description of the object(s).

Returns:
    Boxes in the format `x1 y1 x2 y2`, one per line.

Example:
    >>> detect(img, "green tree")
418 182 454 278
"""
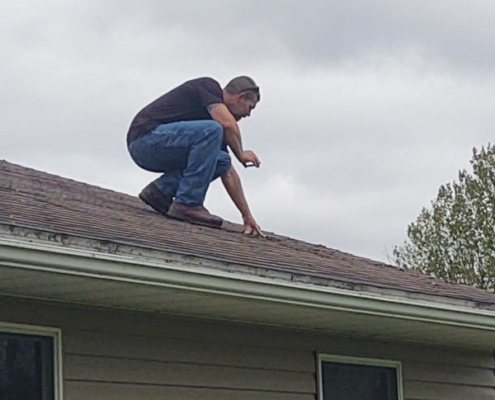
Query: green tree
394 144 495 292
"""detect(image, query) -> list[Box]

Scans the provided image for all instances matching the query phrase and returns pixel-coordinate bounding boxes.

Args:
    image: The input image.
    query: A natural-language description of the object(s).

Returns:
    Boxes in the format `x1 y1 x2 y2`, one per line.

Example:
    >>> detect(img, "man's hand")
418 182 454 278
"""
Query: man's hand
241 150 261 168
243 215 265 237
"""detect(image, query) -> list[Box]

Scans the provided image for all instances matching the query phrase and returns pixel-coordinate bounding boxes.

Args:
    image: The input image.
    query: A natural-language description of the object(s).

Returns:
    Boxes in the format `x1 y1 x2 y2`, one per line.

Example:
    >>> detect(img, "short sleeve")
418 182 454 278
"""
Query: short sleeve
195 78 224 108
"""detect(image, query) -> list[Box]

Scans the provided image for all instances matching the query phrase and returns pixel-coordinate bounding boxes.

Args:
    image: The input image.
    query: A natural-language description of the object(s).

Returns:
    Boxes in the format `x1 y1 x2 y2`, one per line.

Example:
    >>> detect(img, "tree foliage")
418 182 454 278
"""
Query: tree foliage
394 144 495 292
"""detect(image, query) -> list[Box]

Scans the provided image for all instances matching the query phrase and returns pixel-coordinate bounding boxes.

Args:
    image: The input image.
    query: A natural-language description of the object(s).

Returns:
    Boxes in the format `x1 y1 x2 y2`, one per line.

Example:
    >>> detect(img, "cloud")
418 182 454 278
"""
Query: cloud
83 0 495 73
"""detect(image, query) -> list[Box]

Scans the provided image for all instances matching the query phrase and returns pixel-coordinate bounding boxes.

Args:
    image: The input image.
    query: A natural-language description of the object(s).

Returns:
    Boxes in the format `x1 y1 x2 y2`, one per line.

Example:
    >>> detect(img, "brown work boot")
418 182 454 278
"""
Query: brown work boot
138 183 173 216
167 202 223 228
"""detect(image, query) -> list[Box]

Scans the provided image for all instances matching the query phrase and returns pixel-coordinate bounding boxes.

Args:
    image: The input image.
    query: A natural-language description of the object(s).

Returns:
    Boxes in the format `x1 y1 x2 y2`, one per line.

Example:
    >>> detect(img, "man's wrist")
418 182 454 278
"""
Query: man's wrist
242 212 253 221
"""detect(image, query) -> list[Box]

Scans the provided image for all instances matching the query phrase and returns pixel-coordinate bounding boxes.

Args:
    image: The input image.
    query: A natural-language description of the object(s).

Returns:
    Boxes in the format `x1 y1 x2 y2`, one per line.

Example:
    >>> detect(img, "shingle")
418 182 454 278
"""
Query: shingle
1 159 495 306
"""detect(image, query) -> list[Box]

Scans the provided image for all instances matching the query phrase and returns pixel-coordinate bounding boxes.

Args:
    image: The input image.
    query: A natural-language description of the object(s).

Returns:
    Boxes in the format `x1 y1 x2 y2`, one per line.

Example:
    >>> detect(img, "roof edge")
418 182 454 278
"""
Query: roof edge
1 236 495 333
2 224 493 310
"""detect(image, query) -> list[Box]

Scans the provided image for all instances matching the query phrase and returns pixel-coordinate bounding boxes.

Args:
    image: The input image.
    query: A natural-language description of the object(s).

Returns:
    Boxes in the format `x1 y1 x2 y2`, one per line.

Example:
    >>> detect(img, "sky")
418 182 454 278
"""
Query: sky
2 0 495 263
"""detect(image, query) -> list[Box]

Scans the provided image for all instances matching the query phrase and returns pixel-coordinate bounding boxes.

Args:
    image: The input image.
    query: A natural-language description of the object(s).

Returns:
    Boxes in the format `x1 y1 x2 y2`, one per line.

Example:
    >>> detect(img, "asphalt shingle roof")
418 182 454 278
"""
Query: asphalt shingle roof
1 159 495 306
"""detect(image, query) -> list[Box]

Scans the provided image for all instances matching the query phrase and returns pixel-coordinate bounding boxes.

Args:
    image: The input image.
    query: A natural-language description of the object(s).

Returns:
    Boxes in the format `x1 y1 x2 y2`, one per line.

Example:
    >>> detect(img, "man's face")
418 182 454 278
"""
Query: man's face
230 93 258 121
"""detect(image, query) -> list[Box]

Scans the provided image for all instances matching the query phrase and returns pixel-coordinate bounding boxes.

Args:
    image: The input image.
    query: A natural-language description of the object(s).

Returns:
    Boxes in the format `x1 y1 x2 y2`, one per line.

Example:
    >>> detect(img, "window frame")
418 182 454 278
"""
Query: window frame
317 354 404 400
0 321 63 400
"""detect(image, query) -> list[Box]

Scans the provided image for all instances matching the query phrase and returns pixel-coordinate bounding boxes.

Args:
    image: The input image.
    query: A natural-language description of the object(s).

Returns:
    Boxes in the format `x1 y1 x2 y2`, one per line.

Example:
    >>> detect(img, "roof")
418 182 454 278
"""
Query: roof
1 159 495 307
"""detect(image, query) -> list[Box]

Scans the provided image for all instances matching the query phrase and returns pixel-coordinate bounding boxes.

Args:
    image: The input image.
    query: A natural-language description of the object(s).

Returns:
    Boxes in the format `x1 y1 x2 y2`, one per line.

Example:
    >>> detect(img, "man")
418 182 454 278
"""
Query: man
127 76 263 235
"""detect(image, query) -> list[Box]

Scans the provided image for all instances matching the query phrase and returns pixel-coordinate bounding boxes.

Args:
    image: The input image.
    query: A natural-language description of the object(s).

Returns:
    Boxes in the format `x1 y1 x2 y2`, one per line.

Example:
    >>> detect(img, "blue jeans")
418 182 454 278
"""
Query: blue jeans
128 120 231 206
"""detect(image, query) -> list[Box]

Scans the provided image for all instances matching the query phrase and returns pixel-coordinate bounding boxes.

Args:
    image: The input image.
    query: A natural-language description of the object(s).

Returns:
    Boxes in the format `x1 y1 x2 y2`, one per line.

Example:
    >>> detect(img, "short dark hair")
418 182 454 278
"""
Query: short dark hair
224 76 260 102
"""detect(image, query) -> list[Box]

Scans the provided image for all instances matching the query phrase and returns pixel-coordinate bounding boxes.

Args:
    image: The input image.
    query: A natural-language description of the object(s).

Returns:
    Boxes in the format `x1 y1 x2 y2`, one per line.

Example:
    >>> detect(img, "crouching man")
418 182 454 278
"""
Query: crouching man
127 76 263 235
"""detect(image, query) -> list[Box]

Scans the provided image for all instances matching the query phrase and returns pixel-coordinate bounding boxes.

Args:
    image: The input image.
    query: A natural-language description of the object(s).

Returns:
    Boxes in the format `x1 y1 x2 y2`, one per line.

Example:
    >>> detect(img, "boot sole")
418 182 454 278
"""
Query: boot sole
166 211 223 229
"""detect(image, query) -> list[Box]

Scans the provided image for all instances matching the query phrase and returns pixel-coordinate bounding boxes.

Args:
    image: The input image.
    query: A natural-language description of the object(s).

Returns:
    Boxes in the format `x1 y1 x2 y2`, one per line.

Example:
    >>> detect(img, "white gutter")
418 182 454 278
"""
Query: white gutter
0 237 494 332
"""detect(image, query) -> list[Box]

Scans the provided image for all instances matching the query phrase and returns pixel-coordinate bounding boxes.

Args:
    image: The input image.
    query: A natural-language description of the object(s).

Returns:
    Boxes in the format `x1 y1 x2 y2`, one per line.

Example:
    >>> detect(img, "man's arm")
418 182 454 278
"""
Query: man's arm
221 166 264 236
208 103 260 167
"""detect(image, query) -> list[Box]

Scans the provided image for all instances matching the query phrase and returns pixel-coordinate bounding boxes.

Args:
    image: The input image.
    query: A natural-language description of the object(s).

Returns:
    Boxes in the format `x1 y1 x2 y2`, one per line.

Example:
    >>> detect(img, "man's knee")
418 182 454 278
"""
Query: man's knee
205 121 224 142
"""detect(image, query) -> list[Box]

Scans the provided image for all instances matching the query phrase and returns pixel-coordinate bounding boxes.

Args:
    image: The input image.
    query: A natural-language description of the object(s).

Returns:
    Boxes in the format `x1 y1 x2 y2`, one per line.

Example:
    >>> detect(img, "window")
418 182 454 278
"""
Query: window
318 355 403 400
0 324 61 400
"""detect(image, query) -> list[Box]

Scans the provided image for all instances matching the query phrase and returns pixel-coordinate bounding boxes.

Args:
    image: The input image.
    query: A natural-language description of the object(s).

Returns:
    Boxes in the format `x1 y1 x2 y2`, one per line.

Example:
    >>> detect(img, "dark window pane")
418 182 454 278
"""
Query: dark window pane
322 361 398 400
0 332 55 400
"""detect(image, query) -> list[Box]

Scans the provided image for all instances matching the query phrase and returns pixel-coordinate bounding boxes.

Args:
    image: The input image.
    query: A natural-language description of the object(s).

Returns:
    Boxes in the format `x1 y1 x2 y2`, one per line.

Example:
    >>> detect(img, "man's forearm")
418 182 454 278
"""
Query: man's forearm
223 127 244 162
207 103 245 162
221 166 252 219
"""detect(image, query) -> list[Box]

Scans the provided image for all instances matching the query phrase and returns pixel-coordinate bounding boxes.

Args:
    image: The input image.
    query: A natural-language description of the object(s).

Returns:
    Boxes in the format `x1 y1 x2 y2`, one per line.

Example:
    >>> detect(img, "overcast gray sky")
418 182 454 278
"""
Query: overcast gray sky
2 0 495 262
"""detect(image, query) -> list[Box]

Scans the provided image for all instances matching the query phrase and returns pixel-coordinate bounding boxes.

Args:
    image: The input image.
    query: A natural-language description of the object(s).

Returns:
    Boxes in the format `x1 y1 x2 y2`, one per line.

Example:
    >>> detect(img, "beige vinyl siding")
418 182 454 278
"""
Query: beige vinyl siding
0 296 493 400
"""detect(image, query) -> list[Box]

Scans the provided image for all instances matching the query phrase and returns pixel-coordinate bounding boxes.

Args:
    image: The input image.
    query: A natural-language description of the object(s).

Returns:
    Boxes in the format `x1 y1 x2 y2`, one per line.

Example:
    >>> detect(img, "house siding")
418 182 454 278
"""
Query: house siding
0 296 493 400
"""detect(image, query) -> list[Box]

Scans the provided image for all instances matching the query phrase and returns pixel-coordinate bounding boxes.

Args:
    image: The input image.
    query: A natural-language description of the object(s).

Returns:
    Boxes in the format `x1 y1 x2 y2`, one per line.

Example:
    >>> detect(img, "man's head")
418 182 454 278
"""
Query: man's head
223 76 260 121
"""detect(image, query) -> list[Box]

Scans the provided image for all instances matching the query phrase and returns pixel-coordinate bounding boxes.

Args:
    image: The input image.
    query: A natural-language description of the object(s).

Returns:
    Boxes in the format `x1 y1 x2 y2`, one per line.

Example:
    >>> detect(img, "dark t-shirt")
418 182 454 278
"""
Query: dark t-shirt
127 77 224 144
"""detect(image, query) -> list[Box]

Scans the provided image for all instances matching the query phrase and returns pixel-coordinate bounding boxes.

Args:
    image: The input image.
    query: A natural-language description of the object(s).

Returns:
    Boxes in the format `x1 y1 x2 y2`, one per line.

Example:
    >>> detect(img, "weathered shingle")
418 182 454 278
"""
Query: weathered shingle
1 159 495 306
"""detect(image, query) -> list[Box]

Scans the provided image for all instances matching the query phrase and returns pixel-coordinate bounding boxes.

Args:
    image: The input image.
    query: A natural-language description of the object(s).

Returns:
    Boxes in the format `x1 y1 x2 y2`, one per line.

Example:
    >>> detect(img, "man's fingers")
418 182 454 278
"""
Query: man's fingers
243 224 265 237
255 226 266 237
242 151 261 168
244 159 260 168
247 158 260 168
252 153 261 167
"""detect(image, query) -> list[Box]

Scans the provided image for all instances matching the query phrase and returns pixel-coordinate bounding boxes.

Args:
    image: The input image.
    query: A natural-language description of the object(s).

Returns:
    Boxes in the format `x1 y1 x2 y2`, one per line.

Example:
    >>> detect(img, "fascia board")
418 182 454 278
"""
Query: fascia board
0 237 494 333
